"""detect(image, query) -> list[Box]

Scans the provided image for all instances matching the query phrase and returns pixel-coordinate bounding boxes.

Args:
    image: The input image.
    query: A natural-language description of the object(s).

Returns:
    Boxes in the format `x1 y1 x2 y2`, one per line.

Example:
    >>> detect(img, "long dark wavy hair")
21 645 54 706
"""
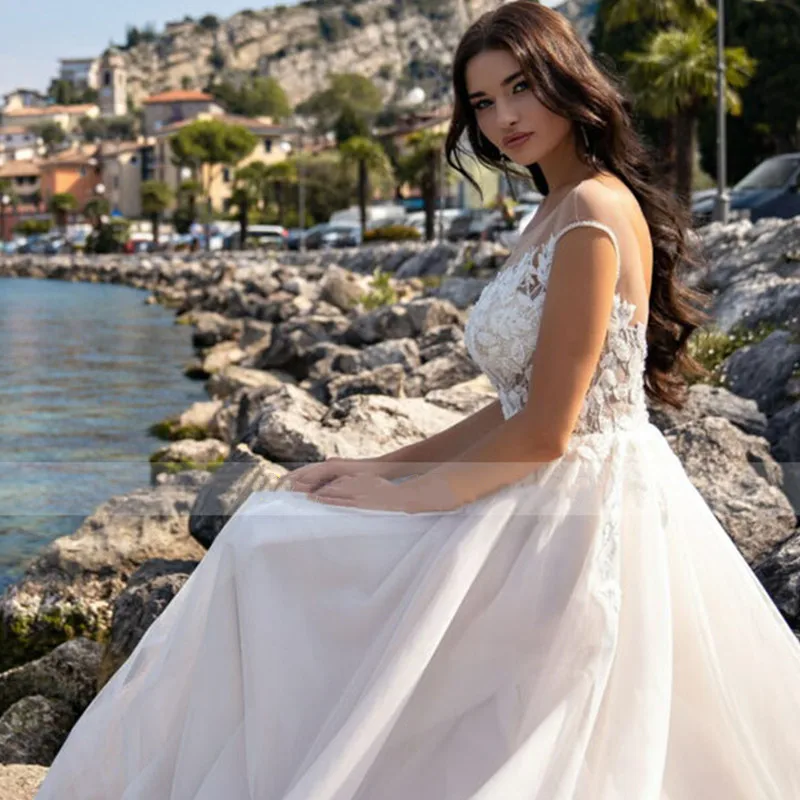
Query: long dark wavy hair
445 0 711 410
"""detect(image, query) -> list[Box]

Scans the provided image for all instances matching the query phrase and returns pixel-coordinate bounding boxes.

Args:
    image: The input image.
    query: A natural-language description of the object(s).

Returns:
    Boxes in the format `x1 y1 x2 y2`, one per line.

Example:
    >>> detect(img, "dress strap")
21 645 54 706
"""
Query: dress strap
551 220 621 285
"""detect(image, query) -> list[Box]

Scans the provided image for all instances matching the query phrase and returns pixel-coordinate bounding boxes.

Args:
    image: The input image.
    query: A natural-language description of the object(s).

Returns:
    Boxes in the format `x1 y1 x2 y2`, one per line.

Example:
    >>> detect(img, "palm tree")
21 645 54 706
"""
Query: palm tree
263 161 298 226
338 136 394 238
602 0 709 30
398 131 446 242
623 11 756 205
48 192 78 233
141 180 175 247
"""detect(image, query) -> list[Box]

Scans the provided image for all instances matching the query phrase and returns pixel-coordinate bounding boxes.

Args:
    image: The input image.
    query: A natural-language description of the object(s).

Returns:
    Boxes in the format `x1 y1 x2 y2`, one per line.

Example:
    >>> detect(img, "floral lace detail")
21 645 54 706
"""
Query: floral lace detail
464 220 649 439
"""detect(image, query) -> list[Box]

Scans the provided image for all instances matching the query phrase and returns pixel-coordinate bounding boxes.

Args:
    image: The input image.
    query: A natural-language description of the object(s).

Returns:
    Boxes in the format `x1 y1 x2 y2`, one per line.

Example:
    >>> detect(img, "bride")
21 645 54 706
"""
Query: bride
37 2 800 798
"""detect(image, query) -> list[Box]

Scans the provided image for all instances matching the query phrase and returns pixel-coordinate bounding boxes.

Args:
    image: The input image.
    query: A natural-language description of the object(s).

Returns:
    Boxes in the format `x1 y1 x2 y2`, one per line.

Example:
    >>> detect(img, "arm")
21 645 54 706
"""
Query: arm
371 398 505 479
402 225 619 506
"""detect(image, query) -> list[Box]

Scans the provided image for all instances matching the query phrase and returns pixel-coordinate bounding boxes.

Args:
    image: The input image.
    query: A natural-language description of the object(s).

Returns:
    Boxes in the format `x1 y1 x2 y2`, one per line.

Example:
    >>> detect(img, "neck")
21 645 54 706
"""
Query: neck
535 128 597 195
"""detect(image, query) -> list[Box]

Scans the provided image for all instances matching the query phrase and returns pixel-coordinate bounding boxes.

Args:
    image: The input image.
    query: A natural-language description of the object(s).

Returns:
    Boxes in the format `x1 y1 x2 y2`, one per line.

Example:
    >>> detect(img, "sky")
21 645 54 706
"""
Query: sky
0 0 562 99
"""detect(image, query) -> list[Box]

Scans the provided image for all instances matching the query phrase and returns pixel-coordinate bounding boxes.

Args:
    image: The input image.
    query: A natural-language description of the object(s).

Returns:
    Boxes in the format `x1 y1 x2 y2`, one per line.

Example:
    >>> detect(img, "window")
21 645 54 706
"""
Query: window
222 167 231 183
113 177 119 189
264 138 272 153
80 167 87 177
104 71 112 87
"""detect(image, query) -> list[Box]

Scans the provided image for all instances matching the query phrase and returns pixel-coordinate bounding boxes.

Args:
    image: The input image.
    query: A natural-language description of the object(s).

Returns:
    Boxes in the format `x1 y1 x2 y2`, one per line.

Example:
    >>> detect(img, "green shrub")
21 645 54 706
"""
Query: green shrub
359 267 398 310
363 224 421 242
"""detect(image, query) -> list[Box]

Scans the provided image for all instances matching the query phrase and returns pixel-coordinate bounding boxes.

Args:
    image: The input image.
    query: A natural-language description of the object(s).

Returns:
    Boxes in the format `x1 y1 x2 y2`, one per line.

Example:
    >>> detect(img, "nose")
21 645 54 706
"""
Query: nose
495 96 520 129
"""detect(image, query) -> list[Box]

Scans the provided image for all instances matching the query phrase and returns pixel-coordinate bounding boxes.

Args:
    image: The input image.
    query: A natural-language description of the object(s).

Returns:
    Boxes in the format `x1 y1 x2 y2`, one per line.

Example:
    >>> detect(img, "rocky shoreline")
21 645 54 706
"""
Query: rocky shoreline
1 218 799 796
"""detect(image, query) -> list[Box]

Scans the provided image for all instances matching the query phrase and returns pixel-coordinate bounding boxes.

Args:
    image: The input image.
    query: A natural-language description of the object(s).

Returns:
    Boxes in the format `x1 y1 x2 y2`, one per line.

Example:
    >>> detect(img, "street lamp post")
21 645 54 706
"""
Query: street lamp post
713 0 730 224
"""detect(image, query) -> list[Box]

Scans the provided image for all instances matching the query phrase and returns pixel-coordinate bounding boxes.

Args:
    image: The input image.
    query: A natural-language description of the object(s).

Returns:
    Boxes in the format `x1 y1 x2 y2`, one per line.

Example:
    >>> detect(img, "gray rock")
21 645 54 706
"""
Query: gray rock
664 417 796 565
319 264 368 311
753 530 800 638
206 365 289 400
0 695 76 765
394 242 459 278
0 764 48 800
0 638 101 719
149 439 229 484
719 330 800 415
335 338 421 375
239 319 273 351
433 276 491 309
98 559 199 688
0 482 205 671
413 348 483 394
201 340 246 375
327 364 407 402
189 443 287 548
767 400 800 513
425 375 498 415
254 315 351 374
648 383 768 437
345 304 416 345
187 312 243 349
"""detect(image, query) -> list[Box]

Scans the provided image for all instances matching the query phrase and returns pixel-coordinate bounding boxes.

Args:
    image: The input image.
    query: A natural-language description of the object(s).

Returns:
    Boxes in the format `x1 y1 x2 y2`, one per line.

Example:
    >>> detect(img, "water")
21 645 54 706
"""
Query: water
0 277 206 592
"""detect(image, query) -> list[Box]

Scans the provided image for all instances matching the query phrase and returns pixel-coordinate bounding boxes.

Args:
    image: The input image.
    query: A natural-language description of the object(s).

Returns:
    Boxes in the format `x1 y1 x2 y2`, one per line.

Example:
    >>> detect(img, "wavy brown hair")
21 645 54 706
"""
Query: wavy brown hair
445 0 711 410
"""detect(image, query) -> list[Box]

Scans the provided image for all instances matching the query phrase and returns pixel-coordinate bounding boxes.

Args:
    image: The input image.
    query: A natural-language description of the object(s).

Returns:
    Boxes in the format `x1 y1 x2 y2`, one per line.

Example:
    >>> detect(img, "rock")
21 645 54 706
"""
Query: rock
425 374 498 414
149 439 229 484
319 265 367 311
206 365 289 400
0 481 205 671
334 338 421 375
0 764 48 800
150 400 224 441
719 330 800 415
243 387 464 466
753 530 800 638
394 242 459 278
201 340 246 375
189 443 287 548
0 638 102 718
766 400 800 513
187 311 243 349
405 298 463 335
412 348 483 395
304 342 362 381
648 383 768 438
326 364 407 402
344 305 416 346
98 559 199 688
664 417 796 565
433 276 492 309
0 695 76 765
239 319 273 352
254 315 351 375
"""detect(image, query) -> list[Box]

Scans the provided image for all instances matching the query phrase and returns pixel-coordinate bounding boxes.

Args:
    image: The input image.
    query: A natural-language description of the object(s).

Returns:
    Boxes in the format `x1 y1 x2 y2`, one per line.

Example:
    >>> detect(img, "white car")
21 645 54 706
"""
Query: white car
497 204 541 249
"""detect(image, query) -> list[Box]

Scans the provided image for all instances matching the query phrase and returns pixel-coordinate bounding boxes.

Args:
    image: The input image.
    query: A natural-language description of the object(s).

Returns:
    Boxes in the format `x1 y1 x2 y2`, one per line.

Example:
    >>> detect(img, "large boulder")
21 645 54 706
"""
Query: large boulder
0 638 102 718
254 315 351 375
0 481 206 671
319 264 368 311
648 383 768 438
766 400 800 513
333 338 421 375
186 311 243 349
719 330 800 415
425 374 498 415
0 695 75 765
206 365 290 400
201 340 246 376
664 416 796 565
407 348 483 396
0 765 48 800
189 443 287 548
326 364 407 403
98 559 199 688
242 386 463 466
753 530 800 640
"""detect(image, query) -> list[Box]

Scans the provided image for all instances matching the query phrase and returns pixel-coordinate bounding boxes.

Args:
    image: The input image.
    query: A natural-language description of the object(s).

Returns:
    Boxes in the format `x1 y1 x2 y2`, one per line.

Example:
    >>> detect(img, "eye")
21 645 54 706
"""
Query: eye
471 98 492 112
512 79 529 94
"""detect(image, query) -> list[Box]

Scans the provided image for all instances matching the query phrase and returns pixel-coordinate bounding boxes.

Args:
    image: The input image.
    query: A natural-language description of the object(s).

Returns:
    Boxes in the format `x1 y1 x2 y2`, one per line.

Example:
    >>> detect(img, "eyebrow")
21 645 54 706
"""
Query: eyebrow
468 71 525 100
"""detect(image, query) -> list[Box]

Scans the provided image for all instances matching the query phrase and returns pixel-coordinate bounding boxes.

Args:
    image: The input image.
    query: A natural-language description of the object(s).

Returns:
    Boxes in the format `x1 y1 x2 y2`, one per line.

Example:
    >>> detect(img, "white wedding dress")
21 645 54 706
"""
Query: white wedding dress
37 185 800 799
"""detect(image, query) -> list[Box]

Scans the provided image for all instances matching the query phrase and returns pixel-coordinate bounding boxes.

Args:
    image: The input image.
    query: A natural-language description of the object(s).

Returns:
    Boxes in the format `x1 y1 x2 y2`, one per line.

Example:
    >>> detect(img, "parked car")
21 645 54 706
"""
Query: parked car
692 153 800 227
286 228 306 251
245 224 289 250
446 209 501 242
304 223 361 250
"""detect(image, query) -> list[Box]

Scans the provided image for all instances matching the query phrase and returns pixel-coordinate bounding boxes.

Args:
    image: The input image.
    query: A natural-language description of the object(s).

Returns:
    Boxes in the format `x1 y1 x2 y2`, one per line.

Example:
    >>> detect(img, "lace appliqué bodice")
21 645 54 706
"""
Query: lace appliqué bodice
464 220 649 442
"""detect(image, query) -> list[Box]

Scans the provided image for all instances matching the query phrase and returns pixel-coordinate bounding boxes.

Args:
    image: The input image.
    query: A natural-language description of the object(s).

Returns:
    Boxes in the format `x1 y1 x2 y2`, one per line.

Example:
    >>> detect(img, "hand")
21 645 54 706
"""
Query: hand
276 457 387 494
308 473 462 513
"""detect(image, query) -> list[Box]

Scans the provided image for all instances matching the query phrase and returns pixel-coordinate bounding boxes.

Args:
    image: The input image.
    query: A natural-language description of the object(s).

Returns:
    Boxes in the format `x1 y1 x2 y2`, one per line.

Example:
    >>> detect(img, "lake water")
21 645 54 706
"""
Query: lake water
0 277 206 591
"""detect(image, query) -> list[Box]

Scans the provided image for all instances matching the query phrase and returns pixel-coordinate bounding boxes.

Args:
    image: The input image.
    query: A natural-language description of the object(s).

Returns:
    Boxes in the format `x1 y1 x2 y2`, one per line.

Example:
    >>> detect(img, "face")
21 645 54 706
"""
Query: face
465 48 573 166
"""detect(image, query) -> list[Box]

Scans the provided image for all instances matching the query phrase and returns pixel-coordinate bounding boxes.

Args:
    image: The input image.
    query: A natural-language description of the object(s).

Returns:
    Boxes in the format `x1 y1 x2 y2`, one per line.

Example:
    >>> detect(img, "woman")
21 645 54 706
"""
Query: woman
38 3 800 798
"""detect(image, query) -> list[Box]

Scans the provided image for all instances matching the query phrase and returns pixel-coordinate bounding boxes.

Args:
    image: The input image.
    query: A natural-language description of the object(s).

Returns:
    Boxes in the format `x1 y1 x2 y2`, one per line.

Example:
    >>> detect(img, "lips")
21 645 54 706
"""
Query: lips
502 131 533 149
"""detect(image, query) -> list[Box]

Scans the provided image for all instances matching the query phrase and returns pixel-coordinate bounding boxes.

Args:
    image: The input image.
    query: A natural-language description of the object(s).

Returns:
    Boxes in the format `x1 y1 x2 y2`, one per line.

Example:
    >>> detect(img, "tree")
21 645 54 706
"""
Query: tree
33 122 67 155
398 131 446 241
297 73 383 134
83 196 111 228
622 9 756 206
338 136 394 238
208 77 291 120
229 163 269 248
141 180 174 246
48 192 78 232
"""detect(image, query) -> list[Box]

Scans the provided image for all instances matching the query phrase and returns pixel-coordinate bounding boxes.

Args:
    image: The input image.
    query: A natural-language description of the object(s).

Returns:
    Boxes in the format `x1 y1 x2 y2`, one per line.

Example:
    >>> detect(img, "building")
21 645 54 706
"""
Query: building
141 90 222 136
96 49 128 118
0 104 100 134
0 126 45 165
2 89 48 113
39 146 102 210
0 159 42 207
154 113 295 212
98 140 151 218
59 58 100 92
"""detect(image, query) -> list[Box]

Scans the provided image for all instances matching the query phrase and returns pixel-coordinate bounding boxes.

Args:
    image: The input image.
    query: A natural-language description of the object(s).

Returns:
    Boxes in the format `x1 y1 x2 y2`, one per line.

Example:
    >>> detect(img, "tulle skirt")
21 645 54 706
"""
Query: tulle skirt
36 421 800 799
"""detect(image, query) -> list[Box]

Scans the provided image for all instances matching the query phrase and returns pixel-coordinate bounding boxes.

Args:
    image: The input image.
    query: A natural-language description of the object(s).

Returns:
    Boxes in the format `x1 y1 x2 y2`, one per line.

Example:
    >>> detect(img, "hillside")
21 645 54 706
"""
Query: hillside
117 0 598 110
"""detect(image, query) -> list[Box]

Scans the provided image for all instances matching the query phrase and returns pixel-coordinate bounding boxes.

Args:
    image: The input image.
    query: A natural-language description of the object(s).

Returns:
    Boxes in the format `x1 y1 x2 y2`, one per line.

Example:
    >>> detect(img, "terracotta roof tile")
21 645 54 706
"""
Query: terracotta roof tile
142 90 215 105
0 159 41 177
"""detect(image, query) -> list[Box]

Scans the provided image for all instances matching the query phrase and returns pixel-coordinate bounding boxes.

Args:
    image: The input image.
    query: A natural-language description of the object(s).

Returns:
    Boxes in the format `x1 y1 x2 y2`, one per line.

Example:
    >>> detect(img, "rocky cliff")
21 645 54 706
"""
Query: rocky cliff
118 0 597 109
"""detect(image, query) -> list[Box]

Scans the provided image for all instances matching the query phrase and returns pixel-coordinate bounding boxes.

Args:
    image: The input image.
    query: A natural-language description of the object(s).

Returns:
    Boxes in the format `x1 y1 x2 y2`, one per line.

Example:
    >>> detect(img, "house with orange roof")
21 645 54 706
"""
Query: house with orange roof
0 126 45 165
39 146 102 211
0 103 100 134
141 90 223 136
